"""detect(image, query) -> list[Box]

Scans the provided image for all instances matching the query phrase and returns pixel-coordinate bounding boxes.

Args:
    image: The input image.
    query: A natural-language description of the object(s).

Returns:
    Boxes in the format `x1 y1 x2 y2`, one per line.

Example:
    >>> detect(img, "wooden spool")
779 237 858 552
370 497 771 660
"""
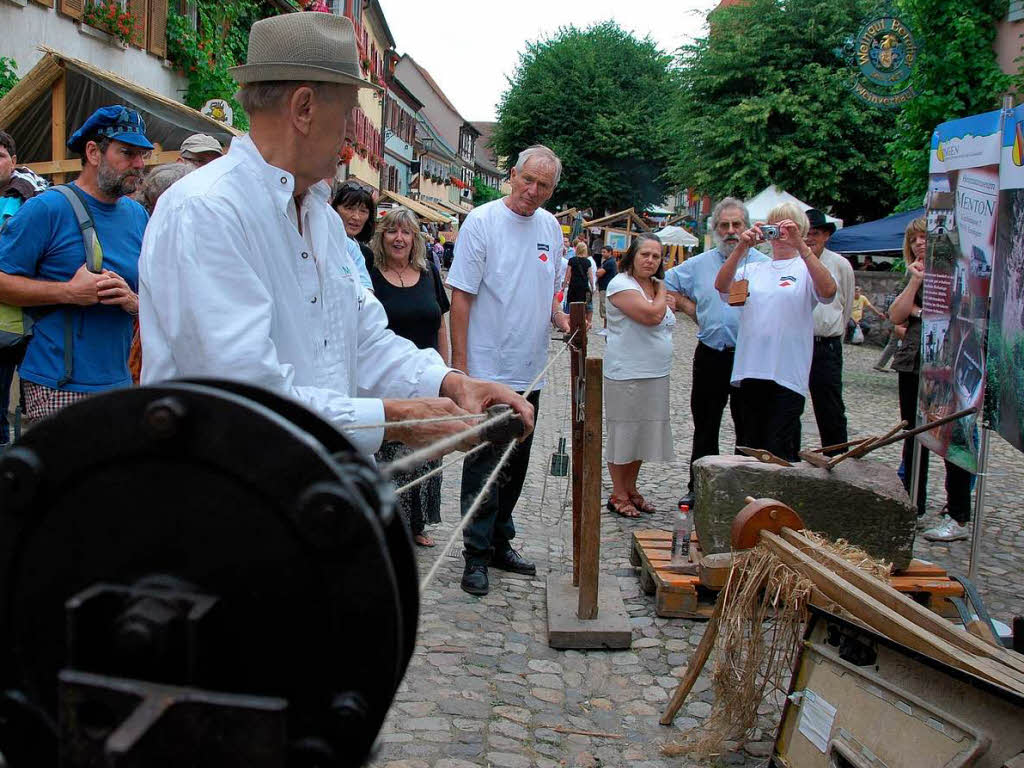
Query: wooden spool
730 496 805 551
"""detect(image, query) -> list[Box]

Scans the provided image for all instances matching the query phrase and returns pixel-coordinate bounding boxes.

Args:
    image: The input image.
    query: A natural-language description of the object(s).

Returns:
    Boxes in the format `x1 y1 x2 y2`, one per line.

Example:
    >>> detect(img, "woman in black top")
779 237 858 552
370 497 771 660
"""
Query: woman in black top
561 241 594 326
370 207 451 547
331 180 376 270
889 217 973 542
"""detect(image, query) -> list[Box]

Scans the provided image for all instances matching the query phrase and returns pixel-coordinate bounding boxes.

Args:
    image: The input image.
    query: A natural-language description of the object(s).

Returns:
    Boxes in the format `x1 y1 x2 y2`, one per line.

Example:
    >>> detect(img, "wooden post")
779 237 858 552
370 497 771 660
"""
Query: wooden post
569 301 587 586
577 357 602 619
51 70 67 185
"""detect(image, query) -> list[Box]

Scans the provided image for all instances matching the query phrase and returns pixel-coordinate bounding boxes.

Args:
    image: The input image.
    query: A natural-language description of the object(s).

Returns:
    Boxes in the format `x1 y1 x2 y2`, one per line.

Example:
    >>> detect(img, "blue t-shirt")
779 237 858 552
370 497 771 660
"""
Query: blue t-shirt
0 184 148 391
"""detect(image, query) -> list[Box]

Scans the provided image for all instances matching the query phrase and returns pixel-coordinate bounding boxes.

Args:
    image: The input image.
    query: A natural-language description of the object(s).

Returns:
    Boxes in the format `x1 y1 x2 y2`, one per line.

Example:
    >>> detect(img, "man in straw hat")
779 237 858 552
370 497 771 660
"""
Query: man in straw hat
138 12 533 457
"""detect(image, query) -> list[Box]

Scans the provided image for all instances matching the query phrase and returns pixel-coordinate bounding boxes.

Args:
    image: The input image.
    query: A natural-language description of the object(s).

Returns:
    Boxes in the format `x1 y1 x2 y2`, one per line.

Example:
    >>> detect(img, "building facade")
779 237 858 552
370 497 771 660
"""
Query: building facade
394 54 476 213
1 0 186 98
381 68 421 196
470 120 509 196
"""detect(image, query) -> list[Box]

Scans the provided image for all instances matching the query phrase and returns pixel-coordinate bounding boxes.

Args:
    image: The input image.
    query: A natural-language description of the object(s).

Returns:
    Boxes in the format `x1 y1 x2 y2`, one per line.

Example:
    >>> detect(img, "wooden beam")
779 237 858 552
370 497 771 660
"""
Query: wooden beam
25 151 182 177
569 302 587 586
661 597 722 725
51 71 66 185
779 528 1024 680
578 356 603 620
759 530 1024 693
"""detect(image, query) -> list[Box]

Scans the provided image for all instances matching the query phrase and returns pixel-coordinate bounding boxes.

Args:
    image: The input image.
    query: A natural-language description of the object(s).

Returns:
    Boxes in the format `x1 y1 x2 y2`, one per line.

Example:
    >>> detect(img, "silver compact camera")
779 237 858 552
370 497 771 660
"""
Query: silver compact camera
760 224 780 240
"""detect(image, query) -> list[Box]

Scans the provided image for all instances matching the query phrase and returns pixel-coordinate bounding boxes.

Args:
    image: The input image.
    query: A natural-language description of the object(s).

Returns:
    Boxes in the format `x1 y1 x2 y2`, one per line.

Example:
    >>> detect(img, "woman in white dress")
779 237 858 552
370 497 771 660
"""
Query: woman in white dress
604 233 676 517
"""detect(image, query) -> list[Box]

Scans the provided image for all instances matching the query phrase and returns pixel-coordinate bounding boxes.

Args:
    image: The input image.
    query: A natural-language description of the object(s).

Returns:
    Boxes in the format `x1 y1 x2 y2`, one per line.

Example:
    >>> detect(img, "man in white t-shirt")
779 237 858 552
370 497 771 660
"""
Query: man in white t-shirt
448 144 570 596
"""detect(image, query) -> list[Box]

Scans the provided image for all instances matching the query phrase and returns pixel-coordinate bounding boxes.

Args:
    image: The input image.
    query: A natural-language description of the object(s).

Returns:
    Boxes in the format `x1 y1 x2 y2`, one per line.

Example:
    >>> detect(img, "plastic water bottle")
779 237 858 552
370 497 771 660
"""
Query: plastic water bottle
671 504 691 566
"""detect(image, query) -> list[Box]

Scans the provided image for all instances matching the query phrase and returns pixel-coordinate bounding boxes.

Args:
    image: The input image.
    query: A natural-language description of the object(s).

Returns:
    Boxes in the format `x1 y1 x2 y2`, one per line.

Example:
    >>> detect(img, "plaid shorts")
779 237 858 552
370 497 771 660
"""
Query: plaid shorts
22 381 90 421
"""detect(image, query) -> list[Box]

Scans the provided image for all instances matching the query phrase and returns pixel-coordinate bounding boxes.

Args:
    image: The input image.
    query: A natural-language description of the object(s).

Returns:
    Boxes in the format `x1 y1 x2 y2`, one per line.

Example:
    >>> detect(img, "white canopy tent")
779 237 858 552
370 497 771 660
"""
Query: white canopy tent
741 185 843 229
654 225 699 247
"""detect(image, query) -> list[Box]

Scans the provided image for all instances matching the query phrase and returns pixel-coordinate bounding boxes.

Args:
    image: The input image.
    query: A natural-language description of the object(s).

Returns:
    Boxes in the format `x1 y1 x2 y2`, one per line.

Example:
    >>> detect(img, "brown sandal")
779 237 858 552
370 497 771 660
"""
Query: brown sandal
628 493 656 514
607 496 640 518
413 533 436 547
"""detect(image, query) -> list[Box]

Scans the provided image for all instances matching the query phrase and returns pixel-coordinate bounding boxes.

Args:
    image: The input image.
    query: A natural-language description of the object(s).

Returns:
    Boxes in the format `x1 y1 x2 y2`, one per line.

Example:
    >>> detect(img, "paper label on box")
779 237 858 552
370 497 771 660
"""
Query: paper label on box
796 689 837 753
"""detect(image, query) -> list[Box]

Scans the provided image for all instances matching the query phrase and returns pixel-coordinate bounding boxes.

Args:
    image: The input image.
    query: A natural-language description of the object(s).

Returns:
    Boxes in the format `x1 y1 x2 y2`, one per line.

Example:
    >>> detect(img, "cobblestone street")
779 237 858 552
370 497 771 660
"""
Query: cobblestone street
370 318 1024 768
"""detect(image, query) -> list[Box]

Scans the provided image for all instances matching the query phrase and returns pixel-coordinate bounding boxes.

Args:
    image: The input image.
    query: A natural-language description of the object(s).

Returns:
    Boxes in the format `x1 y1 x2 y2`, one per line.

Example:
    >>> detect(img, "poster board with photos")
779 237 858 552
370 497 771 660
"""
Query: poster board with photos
920 110 1001 472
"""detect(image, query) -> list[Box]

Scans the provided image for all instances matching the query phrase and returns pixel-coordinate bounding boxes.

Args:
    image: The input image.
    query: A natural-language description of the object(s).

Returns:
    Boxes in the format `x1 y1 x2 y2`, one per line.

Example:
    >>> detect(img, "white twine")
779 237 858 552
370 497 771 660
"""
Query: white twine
393 441 490 495
382 330 578 479
418 439 518 592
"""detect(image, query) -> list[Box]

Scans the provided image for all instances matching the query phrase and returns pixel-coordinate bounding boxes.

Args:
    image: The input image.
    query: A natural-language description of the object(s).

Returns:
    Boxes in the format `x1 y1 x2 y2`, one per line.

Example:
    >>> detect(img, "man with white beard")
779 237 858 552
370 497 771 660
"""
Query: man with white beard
665 197 768 509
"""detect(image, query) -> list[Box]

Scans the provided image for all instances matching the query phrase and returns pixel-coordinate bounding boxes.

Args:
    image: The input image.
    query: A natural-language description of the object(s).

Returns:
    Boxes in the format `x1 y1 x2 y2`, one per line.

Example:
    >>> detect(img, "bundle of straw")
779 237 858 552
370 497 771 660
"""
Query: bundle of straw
665 531 891 758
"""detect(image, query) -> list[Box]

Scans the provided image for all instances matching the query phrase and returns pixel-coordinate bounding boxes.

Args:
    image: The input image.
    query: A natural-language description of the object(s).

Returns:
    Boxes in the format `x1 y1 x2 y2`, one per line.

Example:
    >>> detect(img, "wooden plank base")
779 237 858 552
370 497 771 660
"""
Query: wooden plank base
546 574 632 649
631 530 963 620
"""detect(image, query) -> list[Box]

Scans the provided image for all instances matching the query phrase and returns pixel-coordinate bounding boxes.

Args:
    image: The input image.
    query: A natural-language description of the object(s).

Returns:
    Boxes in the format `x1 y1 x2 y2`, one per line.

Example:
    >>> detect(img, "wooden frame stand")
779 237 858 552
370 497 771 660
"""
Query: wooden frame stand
547 353 631 649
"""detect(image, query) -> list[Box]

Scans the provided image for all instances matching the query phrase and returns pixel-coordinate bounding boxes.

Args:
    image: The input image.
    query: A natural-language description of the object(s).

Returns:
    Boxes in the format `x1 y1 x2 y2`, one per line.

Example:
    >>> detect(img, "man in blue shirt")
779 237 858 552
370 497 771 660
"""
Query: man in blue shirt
665 197 767 508
0 106 150 421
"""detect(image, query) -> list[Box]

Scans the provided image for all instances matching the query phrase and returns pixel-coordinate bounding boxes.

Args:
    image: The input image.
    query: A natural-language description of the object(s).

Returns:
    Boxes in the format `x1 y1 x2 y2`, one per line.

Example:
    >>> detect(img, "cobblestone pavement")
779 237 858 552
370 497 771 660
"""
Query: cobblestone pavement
369 319 1023 768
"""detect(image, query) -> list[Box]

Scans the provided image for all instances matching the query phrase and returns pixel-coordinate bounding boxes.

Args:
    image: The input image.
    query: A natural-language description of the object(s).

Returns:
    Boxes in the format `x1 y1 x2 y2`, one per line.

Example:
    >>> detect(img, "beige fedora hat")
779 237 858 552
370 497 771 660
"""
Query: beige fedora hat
230 12 381 91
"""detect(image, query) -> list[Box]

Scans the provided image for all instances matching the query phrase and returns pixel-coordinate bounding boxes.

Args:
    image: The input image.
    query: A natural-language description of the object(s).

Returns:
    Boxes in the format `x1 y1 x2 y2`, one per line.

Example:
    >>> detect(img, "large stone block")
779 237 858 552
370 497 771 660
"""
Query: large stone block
692 455 917 569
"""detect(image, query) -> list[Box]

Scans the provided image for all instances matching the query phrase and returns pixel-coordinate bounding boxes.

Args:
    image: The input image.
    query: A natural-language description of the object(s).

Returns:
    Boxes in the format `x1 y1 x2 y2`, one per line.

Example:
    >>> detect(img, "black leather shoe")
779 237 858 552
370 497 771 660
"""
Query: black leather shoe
491 548 536 576
677 491 695 510
461 563 489 596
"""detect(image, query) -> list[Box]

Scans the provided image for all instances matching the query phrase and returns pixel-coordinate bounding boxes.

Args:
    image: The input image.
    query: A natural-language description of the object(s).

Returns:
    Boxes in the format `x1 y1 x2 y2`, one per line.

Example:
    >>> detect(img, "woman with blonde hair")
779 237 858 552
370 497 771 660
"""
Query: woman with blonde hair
889 216 973 541
714 202 837 461
369 206 451 547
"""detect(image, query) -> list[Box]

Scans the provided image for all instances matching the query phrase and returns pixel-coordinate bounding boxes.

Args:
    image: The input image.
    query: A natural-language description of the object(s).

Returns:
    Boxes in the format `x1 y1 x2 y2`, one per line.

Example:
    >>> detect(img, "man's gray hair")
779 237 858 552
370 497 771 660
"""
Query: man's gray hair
711 196 750 229
235 81 343 114
143 163 192 211
514 145 562 185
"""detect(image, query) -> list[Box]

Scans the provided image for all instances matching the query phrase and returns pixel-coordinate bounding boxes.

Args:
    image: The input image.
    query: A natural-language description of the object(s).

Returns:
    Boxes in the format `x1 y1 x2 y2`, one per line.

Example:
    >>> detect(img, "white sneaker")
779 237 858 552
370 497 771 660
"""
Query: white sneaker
596 329 608 336
922 514 969 542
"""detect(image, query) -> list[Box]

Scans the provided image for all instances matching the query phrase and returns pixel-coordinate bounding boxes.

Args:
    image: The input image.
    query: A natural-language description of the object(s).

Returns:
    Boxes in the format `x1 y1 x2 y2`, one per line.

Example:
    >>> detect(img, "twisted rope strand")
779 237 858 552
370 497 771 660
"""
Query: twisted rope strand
393 441 490 495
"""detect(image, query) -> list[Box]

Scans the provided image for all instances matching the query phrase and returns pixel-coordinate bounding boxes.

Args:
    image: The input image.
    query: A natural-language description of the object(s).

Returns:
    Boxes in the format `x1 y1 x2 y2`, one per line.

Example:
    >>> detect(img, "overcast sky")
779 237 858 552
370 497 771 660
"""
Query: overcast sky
378 0 717 122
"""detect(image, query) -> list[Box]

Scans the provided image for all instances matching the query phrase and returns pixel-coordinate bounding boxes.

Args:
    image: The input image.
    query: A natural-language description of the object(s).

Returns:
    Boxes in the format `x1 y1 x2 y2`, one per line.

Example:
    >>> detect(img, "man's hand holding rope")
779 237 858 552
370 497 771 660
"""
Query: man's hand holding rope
439 373 535 442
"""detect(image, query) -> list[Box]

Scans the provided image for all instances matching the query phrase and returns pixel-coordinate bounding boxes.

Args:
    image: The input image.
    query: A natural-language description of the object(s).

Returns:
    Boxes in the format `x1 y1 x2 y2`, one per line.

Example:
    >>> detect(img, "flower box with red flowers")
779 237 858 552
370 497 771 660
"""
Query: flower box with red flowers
83 0 136 46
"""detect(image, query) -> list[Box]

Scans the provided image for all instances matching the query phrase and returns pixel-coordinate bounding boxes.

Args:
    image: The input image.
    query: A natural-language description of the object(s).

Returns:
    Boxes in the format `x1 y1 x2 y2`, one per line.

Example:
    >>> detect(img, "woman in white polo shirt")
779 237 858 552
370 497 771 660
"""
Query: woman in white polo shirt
714 203 836 461
604 233 676 517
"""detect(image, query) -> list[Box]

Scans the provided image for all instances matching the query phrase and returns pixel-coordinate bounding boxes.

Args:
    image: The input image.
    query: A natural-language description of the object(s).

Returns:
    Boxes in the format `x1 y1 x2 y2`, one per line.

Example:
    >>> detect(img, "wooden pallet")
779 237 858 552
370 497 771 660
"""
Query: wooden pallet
631 530 964 620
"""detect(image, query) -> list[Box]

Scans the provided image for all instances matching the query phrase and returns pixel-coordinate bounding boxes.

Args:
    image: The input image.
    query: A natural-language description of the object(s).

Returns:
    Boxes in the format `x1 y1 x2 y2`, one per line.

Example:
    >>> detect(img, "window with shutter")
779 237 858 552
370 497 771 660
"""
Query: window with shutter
148 0 168 57
58 0 84 20
129 0 148 48
32 0 55 9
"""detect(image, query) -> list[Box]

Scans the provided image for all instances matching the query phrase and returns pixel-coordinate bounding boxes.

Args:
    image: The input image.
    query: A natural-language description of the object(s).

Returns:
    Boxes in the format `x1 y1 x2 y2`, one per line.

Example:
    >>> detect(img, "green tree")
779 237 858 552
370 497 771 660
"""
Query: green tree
888 0 1015 209
492 21 676 213
0 57 18 100
667 0 899 223
472 177 502 205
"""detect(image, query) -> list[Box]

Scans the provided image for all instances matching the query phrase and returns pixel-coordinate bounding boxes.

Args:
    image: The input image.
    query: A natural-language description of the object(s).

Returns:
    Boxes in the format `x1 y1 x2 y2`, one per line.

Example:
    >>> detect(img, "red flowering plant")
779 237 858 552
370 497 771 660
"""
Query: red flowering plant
303 0 330 11
338 144 355 164
84 0 137 45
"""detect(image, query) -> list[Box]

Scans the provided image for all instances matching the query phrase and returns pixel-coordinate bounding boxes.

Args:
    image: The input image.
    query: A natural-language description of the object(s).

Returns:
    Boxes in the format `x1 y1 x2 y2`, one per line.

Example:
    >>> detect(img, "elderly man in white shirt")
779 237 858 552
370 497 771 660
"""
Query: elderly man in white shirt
139 12 533 459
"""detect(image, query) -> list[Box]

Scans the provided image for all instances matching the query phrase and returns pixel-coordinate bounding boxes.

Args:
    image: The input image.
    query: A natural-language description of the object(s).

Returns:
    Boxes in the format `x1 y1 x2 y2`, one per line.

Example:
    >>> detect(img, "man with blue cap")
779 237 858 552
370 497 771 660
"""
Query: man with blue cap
0 105 150 419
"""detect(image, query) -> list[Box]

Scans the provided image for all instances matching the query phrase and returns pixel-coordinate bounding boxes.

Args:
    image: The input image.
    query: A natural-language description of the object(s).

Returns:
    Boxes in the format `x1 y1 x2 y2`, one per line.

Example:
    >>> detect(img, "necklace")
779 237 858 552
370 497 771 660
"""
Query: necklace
387 260 413 287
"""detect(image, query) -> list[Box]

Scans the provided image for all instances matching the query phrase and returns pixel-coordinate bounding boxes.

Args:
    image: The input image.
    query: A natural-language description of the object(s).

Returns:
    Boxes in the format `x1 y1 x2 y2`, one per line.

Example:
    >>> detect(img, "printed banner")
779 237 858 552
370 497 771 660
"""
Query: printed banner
986 103 1024 454
919 110 1001 472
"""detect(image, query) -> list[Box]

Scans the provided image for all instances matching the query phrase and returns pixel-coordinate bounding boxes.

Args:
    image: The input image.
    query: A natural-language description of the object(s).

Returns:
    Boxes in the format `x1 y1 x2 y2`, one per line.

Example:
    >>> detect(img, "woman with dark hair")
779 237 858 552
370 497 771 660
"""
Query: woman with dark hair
331 180 377 272
603 233 676 517
369 206 451 547
889 216 973 541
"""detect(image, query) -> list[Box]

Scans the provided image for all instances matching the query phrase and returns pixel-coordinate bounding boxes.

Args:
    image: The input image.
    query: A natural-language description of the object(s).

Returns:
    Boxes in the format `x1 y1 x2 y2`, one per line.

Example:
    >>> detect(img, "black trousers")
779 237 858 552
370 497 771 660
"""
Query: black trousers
461 389 540 565
736 378 805 463
897 371 973 522
808 336 848 455
688 341 744 491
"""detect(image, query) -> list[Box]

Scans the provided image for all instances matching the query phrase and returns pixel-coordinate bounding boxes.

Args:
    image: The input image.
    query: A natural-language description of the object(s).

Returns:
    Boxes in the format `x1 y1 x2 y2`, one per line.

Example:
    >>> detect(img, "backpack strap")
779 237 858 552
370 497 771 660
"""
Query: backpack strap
50 184 104 388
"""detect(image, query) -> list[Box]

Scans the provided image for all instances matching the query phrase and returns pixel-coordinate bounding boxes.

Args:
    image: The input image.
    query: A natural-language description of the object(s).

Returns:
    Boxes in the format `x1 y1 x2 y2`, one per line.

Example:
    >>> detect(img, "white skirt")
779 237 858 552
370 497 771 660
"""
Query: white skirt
604 375 674 465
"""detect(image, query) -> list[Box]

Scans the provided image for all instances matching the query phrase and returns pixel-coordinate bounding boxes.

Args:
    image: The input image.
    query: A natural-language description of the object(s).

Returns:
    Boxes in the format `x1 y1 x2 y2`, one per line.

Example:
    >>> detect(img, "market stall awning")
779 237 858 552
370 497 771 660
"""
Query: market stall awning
653 225 699 247
826 208 925 254
379 190 450 224
0 46 240 178
743 185 843 229
430 197 470 216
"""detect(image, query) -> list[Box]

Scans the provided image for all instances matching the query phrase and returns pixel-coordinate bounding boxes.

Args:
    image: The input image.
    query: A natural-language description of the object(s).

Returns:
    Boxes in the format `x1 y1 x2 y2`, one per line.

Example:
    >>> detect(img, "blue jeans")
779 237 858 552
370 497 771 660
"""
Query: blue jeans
0 361 15 444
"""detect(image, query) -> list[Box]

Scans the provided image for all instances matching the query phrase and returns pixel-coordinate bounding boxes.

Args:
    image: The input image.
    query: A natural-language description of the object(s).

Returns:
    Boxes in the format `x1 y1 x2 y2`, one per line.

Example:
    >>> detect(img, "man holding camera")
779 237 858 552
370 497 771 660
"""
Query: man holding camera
805 208 854 454
665 197 767 509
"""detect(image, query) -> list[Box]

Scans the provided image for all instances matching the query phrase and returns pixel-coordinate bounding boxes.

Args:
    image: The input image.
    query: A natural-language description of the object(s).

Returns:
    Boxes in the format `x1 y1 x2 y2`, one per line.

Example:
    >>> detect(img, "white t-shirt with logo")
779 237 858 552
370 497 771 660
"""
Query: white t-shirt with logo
448 198 562 390
604 273 676 381
729 256 832 397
